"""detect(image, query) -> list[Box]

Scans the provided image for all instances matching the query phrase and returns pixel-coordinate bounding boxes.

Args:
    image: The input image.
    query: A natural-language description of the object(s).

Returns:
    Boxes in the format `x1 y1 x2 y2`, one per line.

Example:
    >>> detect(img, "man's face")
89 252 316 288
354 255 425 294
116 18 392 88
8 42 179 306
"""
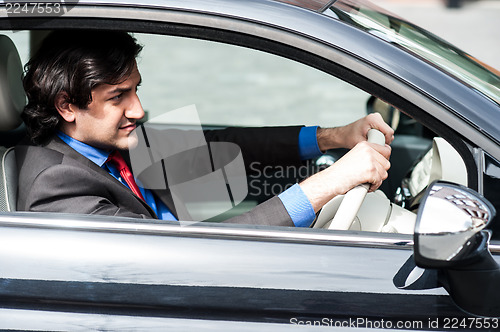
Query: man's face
66 63 144 151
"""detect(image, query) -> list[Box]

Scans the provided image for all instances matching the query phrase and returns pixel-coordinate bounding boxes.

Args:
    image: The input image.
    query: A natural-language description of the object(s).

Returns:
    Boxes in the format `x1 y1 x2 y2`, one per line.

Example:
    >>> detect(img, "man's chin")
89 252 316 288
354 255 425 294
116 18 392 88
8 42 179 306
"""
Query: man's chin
126 131 139 150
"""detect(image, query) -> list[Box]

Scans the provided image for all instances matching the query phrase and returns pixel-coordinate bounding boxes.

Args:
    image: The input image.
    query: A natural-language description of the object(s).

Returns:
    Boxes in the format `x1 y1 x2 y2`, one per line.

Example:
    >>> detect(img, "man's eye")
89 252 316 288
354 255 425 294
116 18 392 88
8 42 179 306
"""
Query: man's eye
111 93 123 101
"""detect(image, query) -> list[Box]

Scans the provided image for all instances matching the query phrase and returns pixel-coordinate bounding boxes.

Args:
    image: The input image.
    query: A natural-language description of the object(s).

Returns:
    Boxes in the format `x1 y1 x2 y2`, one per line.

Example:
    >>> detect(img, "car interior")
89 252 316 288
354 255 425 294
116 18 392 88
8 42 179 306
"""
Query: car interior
0 30 489 237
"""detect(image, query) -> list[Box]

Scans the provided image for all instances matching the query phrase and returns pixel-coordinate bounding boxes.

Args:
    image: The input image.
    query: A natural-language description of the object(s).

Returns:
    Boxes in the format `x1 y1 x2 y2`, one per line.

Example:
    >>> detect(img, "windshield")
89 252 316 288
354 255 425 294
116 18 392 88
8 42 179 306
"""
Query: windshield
327 0 500 105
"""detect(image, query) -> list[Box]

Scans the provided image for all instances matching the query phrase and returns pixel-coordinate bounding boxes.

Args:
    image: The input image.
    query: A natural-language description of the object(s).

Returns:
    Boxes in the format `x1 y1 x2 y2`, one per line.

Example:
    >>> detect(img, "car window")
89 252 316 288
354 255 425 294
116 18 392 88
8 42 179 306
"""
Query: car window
132 33 450 235
3 30 489 239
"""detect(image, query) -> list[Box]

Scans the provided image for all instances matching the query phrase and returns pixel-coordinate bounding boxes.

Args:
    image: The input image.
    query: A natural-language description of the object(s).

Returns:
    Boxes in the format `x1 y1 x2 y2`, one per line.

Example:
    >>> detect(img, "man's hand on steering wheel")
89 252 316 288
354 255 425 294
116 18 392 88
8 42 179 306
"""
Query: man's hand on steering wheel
299 140 391 213
298 113 393 213
316 112 394 151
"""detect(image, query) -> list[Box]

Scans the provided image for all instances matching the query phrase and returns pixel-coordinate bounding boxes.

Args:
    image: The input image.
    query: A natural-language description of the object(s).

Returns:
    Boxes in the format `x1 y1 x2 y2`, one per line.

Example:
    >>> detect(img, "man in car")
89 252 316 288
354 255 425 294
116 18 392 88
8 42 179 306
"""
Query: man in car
16 30 393 227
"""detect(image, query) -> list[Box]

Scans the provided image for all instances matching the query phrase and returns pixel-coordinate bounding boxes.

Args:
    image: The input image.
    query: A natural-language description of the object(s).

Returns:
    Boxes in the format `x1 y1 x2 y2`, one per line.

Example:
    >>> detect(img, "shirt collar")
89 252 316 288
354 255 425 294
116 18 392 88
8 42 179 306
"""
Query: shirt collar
57 131 110 167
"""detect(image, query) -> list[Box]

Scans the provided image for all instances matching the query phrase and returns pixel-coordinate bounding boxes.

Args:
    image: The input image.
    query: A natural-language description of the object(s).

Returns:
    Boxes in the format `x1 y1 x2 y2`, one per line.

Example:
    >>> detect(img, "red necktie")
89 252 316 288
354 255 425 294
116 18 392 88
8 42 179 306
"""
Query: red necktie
107 151 145 201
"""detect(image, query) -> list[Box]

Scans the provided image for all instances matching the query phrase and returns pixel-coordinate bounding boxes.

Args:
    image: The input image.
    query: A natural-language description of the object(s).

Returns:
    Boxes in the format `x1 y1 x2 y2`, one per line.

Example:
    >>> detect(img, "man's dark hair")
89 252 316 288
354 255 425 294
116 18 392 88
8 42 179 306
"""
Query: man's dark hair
22 29 143 145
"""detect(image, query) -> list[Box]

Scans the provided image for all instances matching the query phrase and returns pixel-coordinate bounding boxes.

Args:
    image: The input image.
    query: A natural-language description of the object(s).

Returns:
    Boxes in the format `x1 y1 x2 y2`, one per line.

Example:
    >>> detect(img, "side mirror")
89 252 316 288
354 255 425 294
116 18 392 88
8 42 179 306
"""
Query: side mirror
414 181 500 317
414 181 495 268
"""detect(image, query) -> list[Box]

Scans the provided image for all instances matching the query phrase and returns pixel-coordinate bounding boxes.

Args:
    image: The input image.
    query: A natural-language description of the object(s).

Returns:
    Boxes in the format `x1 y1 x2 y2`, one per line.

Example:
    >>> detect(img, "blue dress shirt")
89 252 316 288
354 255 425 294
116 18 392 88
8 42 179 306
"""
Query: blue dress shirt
278 126 322 227
57 127 322 226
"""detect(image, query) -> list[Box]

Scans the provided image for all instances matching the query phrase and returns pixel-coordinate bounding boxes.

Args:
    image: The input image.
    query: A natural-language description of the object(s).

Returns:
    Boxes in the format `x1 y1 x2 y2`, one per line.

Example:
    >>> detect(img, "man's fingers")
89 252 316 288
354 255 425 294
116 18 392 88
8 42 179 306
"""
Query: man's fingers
367 159 389 192
366 112 395 144
365 141 392 161
350 141 391 190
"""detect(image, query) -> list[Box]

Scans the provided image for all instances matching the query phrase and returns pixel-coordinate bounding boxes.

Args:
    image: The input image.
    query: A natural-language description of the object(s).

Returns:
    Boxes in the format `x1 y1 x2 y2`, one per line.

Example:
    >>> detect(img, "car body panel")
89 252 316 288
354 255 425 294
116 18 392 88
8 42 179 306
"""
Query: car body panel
0 308 424 332
1 212 499 328
0 213 467 321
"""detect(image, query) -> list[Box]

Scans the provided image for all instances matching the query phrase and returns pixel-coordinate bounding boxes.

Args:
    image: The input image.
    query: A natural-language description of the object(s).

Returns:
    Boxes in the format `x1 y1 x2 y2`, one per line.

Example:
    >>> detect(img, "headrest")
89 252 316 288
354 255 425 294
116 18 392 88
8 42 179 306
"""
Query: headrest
0 35 25 131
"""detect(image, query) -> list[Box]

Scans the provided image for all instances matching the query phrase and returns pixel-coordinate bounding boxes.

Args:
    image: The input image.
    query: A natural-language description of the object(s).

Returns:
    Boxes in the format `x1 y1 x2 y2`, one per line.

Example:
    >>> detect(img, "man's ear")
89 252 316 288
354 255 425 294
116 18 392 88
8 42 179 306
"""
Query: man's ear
54 92 76 123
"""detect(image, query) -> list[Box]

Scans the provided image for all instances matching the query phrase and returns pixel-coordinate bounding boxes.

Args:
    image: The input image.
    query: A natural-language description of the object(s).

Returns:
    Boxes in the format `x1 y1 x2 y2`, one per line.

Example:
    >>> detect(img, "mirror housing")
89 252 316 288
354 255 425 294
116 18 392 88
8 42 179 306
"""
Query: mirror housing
414 181 495 269
413 181 500 317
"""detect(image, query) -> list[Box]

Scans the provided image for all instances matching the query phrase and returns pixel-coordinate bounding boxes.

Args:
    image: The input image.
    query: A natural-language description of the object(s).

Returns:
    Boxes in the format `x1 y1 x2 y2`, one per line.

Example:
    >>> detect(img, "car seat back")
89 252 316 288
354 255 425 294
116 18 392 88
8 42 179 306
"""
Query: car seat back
0 35 25 131
0 34 26 211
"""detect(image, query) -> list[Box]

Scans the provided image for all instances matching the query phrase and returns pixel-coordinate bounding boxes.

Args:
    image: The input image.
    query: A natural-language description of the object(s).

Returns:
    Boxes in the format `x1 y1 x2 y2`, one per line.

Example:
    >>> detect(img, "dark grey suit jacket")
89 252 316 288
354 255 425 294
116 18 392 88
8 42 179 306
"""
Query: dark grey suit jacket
15 126 303 226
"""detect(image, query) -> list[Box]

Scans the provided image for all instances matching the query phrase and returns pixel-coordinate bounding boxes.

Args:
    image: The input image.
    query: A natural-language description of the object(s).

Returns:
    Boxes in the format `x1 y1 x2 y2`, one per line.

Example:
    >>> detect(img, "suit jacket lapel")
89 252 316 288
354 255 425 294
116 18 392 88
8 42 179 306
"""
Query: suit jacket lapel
46 136 159 218
47 137 192 221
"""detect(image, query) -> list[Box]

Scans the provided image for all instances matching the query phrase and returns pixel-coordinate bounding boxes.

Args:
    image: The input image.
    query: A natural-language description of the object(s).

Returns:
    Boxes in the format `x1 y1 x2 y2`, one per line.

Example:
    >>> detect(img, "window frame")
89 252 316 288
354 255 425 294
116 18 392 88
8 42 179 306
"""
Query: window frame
2 5 498 242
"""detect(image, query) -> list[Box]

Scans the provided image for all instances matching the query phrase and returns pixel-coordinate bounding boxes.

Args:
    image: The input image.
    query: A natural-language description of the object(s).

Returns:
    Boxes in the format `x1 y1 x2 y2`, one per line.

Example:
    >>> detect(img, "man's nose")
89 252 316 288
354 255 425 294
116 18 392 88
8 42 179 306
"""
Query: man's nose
125 93 145 120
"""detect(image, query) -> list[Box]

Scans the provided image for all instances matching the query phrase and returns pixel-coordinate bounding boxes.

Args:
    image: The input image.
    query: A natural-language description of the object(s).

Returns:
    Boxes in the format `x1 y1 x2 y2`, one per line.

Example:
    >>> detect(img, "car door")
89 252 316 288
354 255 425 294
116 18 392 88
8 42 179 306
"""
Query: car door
0 212 469 331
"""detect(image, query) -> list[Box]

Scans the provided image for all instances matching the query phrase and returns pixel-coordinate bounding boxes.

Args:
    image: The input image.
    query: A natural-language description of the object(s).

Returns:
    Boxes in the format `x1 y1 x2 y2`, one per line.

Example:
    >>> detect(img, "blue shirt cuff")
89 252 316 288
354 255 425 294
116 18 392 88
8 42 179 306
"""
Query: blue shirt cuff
278 184 316 227
298 126 323 160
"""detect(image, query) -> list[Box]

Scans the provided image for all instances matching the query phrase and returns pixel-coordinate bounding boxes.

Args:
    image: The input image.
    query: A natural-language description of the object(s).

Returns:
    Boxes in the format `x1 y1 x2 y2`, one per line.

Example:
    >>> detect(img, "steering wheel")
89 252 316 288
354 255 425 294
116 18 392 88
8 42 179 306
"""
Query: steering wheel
327 129 386 230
